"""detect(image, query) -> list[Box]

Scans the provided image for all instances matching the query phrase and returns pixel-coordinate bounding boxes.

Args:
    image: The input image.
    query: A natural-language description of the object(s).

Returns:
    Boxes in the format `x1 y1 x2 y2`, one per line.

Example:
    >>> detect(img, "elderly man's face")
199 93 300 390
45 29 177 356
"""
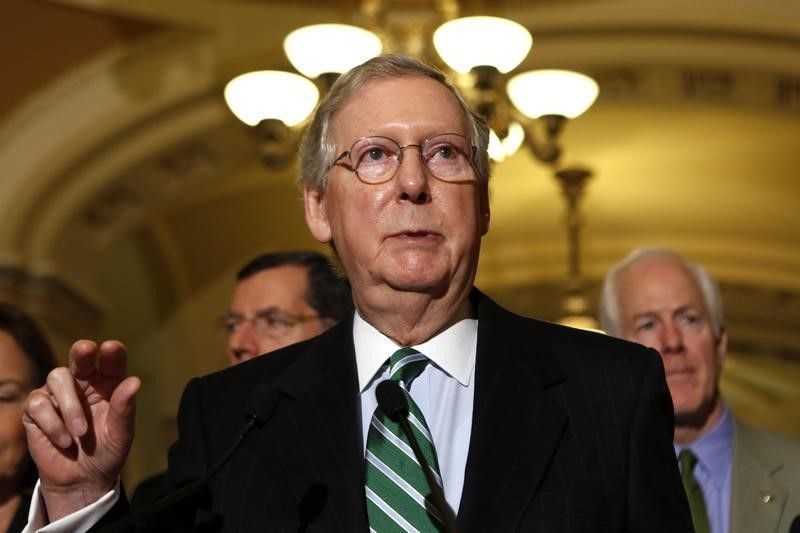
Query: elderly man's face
615 257 726 426
305 76 489 306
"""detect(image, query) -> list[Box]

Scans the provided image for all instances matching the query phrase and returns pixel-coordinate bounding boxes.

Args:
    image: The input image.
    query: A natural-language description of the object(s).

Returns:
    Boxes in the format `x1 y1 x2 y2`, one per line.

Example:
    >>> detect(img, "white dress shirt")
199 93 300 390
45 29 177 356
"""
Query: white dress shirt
354 311 477 513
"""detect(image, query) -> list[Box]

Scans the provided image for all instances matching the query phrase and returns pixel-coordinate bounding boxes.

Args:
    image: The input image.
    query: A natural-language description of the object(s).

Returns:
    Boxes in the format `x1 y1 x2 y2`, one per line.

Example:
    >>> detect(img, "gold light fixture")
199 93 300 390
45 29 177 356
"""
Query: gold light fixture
222 2 599 171
283 24 384 84
553 166 601 331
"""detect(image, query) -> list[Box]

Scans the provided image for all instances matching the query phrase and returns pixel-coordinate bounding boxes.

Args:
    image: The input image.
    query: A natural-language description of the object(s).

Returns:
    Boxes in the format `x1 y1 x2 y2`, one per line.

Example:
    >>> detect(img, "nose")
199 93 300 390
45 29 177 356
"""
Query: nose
228 321 259 365
660 320 685 355
395 145 430 203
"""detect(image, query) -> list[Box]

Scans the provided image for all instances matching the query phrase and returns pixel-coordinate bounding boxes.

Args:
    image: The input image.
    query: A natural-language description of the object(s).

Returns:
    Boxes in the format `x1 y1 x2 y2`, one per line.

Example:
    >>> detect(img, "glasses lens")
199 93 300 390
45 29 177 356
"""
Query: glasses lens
218 314 240 334
423 134 473 180
350 137 400 183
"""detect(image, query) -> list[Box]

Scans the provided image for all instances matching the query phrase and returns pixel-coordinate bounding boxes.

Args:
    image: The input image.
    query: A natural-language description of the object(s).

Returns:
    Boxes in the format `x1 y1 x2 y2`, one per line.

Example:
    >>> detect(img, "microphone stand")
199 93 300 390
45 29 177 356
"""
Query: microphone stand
98 384 279 533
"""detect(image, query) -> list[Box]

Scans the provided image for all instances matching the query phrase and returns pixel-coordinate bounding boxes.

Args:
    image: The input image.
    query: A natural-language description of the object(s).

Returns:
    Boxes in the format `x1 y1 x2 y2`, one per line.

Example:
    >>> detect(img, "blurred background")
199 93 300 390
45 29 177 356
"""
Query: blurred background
1 0 798 488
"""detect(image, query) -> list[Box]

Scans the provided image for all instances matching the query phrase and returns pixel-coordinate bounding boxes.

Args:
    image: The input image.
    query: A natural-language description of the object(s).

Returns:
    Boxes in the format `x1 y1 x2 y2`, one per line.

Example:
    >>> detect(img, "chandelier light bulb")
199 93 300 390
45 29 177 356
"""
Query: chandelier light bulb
284 24 383 79
488 129 506 162
488 122 526 162
507 69 599 119
224 71 319 127
433 16 532 74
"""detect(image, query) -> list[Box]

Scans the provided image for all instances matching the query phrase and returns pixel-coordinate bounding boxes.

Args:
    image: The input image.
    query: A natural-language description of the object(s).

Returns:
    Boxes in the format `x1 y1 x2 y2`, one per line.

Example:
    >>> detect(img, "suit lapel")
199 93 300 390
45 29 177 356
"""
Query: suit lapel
263 320 369 531
730 420 787 533
458 292 568 533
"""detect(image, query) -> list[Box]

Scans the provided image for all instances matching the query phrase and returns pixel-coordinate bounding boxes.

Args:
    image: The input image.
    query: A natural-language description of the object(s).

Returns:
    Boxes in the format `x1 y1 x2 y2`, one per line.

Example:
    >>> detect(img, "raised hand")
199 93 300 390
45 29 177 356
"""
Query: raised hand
23 339 141 521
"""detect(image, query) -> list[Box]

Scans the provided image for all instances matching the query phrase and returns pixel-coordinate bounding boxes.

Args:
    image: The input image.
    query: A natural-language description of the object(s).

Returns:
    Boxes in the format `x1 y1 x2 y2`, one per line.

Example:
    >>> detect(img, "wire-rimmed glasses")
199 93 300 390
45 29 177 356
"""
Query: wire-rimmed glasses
218 309 322 341
331 133 476 184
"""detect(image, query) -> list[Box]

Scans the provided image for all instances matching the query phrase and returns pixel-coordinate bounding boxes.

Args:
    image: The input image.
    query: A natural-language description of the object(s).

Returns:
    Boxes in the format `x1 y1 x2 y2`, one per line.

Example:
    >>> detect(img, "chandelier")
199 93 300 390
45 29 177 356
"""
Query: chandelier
223 2 598 169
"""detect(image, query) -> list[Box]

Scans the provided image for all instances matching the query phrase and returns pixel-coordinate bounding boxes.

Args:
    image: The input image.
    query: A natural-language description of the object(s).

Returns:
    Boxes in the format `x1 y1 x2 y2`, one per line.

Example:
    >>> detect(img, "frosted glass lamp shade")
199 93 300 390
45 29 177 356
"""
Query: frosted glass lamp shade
284 24 382 79
488 122 525 162
224 71 319 127
433 16 532 74
507 69 599 119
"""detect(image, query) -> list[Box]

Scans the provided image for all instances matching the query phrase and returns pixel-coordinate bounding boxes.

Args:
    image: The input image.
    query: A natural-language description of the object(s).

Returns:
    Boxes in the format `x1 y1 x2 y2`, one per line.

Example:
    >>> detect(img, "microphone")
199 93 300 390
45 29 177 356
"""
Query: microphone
789 516 800 533
99 383 280 533
376 380 459 533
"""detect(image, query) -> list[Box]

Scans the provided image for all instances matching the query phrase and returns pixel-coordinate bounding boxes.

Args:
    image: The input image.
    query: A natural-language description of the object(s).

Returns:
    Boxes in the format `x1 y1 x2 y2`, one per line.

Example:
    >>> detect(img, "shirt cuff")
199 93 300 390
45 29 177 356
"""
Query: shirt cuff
22 478 121 533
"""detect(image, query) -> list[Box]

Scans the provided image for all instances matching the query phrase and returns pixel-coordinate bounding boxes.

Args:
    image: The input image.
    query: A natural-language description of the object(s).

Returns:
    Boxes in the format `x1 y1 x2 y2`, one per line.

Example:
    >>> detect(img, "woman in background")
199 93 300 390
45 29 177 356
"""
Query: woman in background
0 303 55 532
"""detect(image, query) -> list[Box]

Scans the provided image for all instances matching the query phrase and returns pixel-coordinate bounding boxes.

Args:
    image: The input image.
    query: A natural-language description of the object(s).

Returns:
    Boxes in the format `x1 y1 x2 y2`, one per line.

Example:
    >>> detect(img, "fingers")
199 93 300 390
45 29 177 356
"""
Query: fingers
25 387 75 449
46 368 88 438
98 340 127 379
106 376 141 448
69 340 99 380
30 339 131 449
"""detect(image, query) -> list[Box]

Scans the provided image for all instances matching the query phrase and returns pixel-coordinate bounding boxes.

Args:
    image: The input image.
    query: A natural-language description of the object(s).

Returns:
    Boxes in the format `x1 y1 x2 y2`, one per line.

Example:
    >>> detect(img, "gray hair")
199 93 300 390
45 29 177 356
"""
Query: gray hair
297 54 491 190
599 246 724 337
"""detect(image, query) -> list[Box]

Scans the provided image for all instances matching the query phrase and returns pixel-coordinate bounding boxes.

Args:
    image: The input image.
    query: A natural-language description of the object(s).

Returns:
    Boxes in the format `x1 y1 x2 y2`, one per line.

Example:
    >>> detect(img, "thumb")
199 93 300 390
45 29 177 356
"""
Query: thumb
106 376 141 448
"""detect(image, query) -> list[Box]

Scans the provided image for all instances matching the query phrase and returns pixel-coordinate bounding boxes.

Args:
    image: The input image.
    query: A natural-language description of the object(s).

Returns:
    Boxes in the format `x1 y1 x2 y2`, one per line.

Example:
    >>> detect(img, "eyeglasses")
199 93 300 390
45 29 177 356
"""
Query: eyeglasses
331 133 477 184
218 309 322 341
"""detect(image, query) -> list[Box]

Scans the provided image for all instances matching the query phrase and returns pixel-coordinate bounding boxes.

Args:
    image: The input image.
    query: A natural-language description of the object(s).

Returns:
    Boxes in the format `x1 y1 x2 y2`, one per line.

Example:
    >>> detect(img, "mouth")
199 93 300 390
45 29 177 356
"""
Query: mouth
665 367 694 381
388 229 441 239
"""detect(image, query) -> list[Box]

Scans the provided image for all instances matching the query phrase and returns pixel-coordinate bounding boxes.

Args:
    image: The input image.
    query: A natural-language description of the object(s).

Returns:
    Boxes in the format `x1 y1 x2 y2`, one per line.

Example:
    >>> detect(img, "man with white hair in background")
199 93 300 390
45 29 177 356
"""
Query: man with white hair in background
600 246 800 533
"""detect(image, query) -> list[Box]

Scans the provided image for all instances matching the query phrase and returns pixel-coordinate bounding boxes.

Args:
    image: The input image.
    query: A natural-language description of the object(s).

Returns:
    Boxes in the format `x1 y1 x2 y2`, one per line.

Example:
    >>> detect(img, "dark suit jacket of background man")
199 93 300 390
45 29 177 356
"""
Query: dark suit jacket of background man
123 290 693 532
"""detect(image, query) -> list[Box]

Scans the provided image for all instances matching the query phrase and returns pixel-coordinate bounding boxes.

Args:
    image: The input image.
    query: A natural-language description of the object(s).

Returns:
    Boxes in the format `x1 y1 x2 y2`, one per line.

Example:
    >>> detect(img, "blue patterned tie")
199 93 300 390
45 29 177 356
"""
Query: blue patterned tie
365 347 445 532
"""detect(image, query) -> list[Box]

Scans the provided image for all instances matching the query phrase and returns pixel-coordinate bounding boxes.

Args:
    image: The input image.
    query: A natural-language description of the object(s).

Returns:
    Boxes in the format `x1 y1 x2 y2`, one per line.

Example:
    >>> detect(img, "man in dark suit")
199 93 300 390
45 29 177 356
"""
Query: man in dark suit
22 54 693 532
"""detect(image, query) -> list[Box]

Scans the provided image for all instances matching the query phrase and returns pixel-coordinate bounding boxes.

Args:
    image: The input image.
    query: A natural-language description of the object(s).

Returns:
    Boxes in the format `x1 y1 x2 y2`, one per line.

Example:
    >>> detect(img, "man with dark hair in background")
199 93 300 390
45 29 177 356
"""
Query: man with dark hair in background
222 250 351 365
130 250 350 511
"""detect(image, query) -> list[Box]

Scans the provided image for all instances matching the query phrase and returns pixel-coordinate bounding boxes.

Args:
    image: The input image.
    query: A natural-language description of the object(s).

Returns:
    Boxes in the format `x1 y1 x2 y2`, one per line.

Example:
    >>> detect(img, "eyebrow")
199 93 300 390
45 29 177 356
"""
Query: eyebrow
631 304 700 321
0 379 28 388
631 311 659 322
224 306 284 319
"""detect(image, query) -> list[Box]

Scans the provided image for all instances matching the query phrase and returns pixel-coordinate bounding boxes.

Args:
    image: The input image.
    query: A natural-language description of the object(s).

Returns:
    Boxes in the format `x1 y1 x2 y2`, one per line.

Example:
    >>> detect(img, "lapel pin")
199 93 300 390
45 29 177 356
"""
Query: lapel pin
760 491 775 504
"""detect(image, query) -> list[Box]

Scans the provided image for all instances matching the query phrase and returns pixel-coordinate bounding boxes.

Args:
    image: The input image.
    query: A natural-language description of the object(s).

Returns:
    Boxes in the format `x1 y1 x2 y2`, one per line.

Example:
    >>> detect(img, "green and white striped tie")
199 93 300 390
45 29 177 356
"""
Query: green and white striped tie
365 347 445 532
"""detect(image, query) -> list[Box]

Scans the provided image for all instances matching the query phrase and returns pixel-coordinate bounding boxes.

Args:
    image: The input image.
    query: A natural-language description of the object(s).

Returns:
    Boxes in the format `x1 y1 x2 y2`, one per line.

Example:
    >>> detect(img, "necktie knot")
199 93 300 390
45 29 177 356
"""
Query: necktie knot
678 449 698 474
388 347 429 388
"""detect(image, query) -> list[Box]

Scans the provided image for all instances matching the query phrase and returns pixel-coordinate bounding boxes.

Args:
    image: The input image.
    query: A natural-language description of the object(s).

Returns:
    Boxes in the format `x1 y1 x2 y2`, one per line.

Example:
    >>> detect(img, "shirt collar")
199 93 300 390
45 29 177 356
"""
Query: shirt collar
675 403 733 486
353 311 477 392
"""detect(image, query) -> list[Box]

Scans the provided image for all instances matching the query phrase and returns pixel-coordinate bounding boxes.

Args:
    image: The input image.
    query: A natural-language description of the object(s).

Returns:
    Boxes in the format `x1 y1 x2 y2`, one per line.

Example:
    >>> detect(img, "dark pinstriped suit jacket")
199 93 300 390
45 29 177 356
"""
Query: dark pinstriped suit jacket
151 289 693 532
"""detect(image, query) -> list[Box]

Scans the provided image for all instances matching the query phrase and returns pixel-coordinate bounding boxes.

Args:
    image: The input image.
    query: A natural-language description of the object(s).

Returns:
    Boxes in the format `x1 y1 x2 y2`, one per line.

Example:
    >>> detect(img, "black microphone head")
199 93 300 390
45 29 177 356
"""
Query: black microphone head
245 384 280 427
789 515 800 533
376 380 408 422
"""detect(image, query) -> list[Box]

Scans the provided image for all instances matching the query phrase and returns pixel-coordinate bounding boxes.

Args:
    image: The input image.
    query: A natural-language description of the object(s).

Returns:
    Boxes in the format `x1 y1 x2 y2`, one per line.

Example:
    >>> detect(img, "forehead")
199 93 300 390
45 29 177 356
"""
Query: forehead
617 257 706 313
230 265 311 310
0 330 32 383
330 75 468 144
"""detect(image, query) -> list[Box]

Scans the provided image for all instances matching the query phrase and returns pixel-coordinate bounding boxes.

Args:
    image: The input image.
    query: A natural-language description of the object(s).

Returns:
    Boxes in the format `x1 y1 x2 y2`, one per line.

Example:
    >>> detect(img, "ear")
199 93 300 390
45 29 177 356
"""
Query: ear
479 184 491 236
715 328 728 369
304 185 332 243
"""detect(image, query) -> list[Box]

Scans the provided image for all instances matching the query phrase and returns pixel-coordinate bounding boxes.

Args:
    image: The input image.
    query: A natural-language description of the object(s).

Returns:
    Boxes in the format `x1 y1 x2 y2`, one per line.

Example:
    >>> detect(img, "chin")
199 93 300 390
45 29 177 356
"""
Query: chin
385 273 448 295
673 398 714 427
